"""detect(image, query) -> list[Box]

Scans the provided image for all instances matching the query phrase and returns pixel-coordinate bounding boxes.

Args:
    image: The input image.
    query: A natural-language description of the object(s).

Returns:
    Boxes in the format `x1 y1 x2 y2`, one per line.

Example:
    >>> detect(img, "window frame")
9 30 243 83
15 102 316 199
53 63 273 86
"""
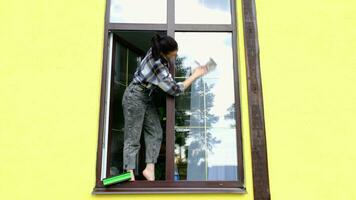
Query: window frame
92 0 266 194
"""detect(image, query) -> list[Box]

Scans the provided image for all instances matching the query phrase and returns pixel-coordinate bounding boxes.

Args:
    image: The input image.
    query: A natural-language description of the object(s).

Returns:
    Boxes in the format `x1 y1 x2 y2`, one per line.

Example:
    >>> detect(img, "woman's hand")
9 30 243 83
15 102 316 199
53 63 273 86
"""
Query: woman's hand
192 65 208 78
182 65 209 91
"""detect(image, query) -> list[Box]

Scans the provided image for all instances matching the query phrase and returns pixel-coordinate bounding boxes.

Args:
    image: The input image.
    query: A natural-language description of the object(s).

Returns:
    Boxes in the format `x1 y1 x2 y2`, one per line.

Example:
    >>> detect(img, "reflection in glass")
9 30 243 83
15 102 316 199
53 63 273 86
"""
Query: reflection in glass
174 32 238 181
110 0 167 23
175 0 231 24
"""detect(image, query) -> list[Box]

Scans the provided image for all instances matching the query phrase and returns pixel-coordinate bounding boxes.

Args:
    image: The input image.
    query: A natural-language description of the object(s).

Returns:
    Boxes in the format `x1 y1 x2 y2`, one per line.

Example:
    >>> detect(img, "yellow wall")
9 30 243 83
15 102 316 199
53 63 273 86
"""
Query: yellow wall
1 0 354 199
255 0 356 199
0 0 254 199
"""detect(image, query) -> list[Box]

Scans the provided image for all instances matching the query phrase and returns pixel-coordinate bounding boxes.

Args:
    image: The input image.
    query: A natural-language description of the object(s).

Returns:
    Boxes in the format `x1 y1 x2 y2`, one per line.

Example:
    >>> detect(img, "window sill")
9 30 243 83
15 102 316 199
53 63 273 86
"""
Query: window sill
92 180 246 194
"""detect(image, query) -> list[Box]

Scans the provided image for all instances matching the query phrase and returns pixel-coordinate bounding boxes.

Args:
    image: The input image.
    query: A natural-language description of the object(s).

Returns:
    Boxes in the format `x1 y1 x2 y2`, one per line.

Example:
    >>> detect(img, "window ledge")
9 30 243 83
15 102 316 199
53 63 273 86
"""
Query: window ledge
92 181 246 194
92 186 246 194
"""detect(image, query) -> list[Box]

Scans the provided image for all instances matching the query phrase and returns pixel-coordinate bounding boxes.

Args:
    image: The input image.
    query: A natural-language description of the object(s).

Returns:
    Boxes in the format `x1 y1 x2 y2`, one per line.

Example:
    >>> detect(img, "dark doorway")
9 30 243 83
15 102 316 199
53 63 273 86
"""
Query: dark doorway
107 31 167 180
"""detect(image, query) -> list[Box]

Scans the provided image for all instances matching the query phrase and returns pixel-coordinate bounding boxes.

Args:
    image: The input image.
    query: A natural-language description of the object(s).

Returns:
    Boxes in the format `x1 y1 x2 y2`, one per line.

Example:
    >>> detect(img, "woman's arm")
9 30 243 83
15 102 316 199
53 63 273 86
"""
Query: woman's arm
153 60 208 96
181 65 208 90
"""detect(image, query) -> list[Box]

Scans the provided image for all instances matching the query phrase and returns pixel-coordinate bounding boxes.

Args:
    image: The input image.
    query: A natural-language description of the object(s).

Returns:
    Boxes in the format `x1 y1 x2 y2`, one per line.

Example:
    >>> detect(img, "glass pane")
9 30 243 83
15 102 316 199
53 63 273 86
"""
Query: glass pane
114 43 127 85
175 0 231 24
174 32 238 181
110 0 167 23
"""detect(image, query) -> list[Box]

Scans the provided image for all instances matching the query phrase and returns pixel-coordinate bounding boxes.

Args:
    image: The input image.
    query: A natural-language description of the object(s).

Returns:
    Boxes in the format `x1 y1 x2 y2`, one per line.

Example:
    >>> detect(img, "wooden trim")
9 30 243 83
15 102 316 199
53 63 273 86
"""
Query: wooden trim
231 0 245 187
106 34 117 177
94 0 111 188
242 0 271 199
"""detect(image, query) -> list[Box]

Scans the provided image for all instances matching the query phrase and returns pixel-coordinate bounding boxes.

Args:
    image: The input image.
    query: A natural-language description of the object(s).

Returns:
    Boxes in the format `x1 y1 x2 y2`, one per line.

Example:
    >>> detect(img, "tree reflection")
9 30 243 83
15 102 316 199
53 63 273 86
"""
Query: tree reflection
174 56 221 180
224 103 236 128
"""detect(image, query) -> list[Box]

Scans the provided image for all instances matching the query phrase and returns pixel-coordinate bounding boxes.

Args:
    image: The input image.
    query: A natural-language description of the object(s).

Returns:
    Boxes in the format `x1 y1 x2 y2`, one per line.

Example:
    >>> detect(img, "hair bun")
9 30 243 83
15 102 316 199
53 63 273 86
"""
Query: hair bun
156 34 162 41
150 34 177 61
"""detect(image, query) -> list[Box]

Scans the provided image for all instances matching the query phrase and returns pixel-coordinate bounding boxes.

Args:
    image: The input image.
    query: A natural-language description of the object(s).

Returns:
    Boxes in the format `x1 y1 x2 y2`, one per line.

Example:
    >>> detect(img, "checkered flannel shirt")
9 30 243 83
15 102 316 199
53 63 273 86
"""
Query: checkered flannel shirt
132 47 185 96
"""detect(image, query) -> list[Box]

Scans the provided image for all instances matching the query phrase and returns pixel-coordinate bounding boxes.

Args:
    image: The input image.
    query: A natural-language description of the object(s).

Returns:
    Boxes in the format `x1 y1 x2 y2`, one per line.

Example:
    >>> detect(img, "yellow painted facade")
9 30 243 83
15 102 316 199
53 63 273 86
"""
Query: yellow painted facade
256 0 356 199
0 0 355 199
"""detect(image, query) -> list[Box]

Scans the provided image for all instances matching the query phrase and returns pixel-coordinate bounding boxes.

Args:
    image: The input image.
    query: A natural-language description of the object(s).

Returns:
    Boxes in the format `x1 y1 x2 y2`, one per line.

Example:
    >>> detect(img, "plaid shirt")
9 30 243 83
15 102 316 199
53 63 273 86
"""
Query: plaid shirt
132 47 185 96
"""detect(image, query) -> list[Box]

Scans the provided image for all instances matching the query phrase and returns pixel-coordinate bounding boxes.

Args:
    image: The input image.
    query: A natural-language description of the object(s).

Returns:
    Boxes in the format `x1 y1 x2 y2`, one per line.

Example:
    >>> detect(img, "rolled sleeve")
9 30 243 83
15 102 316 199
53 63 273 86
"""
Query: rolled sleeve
153 60 185 96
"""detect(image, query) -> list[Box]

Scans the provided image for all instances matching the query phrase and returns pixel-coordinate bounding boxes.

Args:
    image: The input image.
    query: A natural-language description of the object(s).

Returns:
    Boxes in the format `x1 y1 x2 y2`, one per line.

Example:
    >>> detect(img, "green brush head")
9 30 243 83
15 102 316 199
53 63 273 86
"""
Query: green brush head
102 172 132 186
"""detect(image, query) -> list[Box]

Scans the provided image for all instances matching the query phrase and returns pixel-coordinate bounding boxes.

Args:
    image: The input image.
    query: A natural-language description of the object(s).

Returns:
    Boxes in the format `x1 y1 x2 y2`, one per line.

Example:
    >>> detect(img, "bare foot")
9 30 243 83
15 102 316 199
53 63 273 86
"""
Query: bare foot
127 170 135 181
142 163 155 181
142 169 154 181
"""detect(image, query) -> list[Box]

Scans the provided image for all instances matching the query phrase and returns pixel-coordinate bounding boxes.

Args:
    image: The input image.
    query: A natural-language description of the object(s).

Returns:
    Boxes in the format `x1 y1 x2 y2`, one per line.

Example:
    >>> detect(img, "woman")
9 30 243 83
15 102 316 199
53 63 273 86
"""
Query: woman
122 34 208 181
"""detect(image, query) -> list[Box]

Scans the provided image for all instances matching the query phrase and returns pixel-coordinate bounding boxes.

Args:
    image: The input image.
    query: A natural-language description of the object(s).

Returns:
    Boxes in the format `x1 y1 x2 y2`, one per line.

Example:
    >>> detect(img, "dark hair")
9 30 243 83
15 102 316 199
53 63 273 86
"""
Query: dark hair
151 34 178 61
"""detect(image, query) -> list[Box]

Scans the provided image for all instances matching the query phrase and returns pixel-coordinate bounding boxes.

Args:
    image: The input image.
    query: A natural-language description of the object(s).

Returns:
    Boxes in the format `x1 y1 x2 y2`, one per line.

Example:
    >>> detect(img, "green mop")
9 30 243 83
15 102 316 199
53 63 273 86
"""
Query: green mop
102 172 132 186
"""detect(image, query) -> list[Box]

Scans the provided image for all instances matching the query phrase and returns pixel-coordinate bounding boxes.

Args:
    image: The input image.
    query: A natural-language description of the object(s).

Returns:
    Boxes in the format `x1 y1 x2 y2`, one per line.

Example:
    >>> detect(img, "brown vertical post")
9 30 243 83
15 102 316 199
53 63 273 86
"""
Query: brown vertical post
242 0 271 199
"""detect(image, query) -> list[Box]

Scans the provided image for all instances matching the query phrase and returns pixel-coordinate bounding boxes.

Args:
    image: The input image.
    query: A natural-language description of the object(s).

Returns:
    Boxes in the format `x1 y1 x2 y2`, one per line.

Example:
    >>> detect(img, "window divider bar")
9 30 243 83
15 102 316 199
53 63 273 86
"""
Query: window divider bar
175 24 233 32
165 0 175 181
107 24 233 32
108 23 167 31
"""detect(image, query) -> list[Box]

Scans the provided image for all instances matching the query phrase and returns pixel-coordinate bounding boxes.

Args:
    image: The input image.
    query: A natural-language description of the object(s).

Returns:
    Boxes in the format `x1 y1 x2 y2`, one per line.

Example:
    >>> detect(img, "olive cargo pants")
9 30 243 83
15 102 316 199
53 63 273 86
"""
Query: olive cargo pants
121 81 163 170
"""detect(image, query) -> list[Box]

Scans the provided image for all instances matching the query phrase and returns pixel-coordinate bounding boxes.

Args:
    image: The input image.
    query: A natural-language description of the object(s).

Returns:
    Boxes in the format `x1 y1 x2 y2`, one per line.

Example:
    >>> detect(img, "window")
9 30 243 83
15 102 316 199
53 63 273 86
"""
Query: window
94 0 244 194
